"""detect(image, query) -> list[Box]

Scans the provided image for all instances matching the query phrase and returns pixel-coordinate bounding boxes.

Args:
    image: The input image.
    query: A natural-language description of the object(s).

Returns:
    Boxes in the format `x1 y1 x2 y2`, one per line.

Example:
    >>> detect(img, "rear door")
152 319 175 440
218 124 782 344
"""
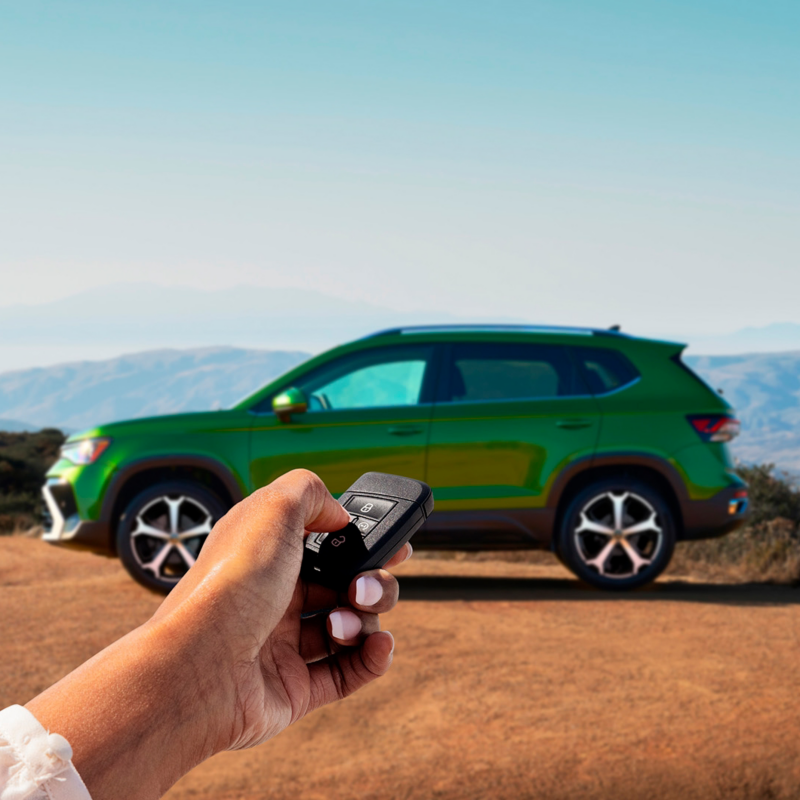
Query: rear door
425 340 602 526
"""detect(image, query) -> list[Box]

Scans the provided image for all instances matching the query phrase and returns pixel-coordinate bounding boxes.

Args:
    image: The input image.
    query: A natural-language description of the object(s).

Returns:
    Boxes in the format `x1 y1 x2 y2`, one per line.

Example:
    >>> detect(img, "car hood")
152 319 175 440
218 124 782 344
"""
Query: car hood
66 409 251 441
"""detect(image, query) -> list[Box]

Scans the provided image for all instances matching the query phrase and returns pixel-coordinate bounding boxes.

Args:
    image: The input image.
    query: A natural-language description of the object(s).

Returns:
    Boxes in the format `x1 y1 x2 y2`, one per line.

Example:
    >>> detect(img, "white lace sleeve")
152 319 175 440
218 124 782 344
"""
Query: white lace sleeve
0 706 91 800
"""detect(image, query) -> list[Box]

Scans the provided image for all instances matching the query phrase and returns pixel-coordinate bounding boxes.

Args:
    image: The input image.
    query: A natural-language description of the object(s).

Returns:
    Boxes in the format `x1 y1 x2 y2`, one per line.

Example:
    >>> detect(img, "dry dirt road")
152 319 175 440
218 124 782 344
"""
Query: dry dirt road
1 536 799 800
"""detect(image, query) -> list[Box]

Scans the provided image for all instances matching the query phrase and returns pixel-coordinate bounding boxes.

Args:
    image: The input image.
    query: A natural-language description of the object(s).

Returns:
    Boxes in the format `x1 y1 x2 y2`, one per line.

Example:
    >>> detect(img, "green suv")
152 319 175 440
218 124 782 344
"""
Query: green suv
42 325 748 592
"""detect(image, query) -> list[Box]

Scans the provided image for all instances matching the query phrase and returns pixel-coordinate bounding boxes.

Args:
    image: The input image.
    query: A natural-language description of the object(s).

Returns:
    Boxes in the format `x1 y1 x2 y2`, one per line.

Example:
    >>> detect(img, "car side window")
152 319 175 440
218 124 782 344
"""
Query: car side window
572 347 640 395
440 342 584 402
296 345 435 411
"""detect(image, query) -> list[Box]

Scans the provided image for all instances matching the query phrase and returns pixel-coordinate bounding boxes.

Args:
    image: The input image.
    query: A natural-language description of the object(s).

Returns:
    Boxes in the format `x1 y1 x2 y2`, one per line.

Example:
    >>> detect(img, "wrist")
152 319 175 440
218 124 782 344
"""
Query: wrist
141 609 240 756
26 615 230 800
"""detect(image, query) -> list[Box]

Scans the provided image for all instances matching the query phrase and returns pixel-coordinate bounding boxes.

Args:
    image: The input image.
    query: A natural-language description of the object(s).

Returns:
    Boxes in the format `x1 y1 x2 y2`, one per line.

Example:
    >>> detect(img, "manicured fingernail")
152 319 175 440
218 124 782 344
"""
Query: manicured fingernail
329 609 362 640
404 543 413 561
356 576 383 606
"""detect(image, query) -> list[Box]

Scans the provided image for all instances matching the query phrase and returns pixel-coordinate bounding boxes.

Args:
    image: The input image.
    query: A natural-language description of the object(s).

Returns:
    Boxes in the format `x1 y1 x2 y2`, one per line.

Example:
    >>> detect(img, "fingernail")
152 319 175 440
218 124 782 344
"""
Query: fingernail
386 631 395 656
329 609 362 640
404 543 413 562
356 576 383 606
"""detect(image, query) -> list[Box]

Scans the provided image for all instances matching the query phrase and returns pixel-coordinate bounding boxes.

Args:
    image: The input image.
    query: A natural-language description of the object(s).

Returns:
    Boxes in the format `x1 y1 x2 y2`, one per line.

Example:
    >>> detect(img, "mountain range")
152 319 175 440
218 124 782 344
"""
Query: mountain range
4 283 800 375
0 283 491 374
1 344 798 472
685 352 800 473
0 348 309 433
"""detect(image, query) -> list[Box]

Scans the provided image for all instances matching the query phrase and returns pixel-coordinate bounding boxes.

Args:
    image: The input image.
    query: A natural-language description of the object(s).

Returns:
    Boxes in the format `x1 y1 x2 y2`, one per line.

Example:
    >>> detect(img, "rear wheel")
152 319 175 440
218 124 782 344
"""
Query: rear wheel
558 478 675 591
116 481 226 593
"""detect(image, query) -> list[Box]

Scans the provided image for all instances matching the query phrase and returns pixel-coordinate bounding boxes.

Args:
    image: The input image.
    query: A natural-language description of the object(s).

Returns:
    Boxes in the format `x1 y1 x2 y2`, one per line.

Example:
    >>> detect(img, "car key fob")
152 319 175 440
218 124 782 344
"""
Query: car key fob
301 471 434 591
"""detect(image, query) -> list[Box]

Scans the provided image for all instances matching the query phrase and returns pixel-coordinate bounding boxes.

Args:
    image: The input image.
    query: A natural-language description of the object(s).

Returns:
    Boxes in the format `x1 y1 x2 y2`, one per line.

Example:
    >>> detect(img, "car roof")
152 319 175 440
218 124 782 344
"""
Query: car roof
364 324 629 340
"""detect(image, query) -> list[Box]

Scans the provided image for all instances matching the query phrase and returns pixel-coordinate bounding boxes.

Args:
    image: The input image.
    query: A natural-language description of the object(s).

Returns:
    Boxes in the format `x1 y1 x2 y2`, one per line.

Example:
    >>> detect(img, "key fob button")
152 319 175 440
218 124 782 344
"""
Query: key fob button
344 496 395 521
351 516 377 537
306 532 328 552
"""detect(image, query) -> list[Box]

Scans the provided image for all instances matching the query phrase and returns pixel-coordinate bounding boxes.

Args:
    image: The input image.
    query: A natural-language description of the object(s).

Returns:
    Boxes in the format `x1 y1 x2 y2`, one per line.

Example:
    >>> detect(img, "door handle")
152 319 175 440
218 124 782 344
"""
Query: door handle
387 425 424 436
556 418 593 430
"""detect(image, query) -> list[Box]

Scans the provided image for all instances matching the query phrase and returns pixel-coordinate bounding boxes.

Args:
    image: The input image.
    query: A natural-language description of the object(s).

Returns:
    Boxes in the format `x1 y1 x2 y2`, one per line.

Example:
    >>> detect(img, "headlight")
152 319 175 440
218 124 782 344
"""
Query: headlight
60 437 111 465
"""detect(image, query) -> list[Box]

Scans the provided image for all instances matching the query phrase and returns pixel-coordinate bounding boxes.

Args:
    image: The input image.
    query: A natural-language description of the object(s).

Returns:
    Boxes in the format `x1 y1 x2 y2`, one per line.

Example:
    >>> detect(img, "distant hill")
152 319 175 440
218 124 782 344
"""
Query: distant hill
0 418 39 433
687 352 800 472
0 346 798 472
0 347 309 433
3 283 800 375
0 282 504 373
689 323 800 356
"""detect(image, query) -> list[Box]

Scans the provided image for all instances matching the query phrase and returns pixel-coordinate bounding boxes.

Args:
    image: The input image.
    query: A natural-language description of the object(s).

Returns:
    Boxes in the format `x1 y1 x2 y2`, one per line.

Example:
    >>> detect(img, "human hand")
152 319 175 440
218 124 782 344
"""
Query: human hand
155 468 408 751
27 469 410 800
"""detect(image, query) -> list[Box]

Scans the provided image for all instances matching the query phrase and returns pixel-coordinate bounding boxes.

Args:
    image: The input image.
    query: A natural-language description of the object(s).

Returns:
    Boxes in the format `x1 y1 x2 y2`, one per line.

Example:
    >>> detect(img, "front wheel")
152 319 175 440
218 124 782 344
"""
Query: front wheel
116 481 226 593
557 478 676 591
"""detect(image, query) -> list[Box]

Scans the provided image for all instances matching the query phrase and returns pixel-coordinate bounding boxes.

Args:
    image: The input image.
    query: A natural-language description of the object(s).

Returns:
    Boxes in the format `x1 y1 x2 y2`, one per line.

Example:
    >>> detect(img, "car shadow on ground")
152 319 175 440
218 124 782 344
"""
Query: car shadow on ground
397 575 800 607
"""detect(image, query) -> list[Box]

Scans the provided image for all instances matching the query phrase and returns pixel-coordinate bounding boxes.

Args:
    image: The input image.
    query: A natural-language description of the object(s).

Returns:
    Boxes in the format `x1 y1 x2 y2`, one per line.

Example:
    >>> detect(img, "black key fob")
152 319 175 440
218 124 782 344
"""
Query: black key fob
301 472 434 591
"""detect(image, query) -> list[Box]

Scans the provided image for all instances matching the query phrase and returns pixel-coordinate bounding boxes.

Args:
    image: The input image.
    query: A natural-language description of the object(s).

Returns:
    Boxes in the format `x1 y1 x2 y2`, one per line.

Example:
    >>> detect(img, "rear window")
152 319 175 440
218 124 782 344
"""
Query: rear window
442 343 586 402
572 347 640 395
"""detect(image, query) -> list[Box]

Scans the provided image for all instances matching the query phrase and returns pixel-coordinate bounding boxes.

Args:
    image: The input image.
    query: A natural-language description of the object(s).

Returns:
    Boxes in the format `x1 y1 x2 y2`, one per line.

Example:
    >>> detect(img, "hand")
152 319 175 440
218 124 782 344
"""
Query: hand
155 468 408 750
27 470 410 800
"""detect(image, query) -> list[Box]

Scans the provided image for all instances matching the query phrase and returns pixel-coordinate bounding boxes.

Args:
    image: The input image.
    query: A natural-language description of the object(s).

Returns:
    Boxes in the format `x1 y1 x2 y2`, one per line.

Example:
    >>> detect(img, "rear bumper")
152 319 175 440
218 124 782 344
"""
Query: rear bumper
41 479 112 553
680 485 749 540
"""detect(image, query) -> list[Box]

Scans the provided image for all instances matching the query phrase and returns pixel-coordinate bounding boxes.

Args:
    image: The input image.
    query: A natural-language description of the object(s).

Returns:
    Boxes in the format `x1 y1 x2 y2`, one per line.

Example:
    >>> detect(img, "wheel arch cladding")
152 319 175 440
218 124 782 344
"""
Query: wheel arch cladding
104 458 242 552
552 462 684 545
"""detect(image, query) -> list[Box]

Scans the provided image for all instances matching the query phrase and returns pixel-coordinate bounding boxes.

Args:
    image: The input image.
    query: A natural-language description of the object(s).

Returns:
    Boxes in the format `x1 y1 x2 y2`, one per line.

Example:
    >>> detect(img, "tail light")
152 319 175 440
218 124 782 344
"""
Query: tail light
729 489 748 516
687 414 740 443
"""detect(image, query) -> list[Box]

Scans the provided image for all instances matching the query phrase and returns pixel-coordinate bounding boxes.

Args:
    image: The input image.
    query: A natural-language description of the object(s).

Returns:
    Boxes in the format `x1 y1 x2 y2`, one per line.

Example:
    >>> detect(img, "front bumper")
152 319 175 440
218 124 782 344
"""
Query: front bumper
680 484 749 540
41 479 111 553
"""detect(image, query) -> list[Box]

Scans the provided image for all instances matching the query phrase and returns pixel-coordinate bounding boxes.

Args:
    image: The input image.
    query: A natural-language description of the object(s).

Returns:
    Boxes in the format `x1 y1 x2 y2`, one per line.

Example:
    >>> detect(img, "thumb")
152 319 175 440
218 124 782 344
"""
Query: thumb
269 469 350 534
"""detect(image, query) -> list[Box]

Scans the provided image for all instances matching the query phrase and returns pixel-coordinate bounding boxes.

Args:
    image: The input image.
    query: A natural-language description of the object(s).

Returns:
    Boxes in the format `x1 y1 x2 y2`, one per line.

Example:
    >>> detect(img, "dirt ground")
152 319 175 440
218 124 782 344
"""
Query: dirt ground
1 537 799 800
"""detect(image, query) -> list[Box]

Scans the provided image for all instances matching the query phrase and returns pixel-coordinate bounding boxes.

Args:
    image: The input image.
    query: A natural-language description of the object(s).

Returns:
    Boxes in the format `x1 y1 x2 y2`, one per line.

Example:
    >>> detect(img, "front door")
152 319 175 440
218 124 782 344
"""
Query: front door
248 343 436 496
424 340 601 544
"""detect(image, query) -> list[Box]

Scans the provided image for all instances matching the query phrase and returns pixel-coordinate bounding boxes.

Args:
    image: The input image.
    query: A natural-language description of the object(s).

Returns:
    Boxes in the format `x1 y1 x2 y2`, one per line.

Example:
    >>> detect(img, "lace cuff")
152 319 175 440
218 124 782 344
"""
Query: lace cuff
0 706 91 800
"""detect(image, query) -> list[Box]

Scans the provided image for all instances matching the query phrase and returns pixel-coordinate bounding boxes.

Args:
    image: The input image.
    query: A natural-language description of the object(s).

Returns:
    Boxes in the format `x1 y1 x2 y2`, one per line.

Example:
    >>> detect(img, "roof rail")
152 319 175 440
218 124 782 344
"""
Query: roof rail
365 324 630 338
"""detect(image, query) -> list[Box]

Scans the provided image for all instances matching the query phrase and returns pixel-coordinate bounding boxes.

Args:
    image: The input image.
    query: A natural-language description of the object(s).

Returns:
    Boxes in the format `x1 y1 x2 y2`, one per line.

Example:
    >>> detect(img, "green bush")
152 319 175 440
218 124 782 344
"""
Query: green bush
0 429 65 533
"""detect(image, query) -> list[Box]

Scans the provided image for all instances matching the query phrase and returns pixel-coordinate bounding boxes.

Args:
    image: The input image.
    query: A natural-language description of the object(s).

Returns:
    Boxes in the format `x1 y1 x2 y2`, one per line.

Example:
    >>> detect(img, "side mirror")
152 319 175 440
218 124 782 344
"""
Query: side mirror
272 387 308 423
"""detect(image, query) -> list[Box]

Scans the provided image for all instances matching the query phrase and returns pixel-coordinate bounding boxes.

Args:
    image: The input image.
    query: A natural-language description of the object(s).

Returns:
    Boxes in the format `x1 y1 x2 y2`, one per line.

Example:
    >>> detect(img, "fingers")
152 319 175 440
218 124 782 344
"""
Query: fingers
382 542 413 570
299 608 382 662
300 565 401 661
349 569 399 614
302 567 400 615
301 547 411 615
302 582 340 615
328 608 381 645
306 631 395 713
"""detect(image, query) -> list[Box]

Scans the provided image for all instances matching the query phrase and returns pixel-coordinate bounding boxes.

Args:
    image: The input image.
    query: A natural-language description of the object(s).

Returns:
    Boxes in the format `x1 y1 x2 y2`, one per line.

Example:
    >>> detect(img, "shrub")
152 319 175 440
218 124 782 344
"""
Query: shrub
0 429 66 533
734 463 800 525
669 464 800 584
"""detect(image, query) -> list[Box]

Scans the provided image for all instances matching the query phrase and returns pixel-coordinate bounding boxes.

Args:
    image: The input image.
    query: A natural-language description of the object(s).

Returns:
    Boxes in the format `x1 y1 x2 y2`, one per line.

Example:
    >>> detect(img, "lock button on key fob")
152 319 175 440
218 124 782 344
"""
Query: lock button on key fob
345 496 396 520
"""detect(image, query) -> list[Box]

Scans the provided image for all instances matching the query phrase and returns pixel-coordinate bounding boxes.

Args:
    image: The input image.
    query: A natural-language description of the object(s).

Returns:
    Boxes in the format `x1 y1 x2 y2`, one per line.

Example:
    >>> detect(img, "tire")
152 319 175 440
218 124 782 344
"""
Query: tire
116 481 227 593
557 478 676 591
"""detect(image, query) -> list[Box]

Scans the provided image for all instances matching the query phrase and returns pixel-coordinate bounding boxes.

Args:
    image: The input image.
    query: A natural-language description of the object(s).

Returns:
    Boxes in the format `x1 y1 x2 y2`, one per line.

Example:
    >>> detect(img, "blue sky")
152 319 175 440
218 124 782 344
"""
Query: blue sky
1 1 798 359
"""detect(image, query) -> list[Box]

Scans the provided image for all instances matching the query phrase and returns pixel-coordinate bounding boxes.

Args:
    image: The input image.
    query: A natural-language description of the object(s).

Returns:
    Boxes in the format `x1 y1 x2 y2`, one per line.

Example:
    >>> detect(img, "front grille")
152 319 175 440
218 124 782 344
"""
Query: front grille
48 480 78 520
41 504 54 533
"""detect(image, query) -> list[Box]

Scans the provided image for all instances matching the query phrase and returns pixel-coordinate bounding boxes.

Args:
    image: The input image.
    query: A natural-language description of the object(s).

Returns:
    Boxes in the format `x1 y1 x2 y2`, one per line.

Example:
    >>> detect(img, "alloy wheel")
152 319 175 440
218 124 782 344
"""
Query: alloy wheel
130 494 213 583
573 491 664 579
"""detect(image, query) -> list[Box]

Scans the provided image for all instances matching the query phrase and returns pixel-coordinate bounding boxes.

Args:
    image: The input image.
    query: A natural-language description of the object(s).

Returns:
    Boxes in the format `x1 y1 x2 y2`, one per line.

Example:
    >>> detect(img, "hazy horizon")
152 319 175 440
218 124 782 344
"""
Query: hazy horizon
4 281 800 374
